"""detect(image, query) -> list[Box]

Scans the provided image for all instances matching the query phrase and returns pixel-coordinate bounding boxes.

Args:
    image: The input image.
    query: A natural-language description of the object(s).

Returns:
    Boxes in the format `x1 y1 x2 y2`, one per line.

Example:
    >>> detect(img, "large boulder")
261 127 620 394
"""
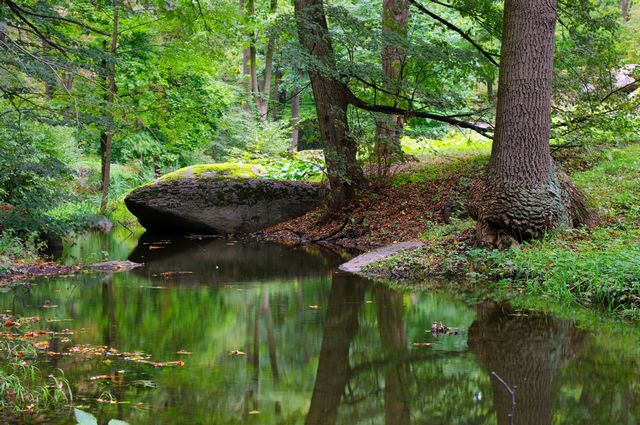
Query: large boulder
125 163 324 234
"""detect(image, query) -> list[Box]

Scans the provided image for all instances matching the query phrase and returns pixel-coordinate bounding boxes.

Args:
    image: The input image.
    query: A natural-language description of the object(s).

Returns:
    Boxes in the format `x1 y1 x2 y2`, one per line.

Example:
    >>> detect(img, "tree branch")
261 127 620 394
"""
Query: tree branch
347 91 493 137
3 0 110 36
409 0 499 66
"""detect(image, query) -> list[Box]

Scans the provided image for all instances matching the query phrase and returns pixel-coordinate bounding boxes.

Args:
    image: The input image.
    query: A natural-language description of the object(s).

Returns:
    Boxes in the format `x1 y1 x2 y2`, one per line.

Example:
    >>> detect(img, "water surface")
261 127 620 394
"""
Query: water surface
2 230 639 424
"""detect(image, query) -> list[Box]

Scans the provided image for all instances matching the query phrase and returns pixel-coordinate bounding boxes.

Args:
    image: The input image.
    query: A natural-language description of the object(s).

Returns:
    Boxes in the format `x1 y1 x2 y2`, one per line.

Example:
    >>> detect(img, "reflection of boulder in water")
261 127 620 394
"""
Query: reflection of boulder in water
129 233 343 284
468 301 585 425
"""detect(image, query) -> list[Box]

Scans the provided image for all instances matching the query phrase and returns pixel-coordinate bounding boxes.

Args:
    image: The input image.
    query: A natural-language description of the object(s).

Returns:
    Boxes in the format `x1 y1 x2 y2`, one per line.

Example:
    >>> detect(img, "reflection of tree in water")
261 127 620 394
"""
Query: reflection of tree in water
375 286 411 425
306 275 366 425
468 301 585 425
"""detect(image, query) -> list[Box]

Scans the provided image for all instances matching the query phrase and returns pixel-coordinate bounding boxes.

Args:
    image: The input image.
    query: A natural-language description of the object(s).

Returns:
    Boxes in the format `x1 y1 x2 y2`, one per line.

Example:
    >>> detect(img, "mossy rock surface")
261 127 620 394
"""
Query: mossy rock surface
125 163 324 234
157 163 267 183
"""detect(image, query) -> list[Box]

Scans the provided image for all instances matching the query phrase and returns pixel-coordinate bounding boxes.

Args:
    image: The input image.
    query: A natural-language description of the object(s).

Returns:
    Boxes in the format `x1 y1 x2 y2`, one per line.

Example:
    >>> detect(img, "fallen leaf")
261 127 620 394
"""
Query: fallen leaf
33 341 49 350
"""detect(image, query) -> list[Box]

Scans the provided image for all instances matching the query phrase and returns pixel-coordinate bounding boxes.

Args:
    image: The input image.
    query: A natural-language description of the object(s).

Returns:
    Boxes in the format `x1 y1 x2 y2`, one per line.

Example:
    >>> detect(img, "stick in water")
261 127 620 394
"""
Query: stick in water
491 371 516 425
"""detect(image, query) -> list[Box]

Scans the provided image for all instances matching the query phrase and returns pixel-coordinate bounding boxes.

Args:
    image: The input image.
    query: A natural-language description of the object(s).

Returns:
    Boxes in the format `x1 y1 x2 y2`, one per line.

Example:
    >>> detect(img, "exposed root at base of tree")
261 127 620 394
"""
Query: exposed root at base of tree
258 162 482 251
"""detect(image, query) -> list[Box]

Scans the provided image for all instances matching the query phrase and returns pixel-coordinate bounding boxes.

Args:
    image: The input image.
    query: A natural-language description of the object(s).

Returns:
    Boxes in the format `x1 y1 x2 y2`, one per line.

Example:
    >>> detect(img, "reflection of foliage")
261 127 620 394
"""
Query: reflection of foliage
1 241 640 424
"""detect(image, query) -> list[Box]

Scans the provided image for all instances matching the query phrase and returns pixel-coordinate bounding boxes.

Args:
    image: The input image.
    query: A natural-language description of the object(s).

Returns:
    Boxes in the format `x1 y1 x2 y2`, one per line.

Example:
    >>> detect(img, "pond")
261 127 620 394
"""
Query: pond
2 228 640 424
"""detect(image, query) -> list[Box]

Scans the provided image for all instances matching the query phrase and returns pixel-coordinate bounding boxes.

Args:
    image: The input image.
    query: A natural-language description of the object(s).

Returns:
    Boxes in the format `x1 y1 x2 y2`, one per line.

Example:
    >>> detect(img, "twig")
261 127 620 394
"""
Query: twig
491 371 515 425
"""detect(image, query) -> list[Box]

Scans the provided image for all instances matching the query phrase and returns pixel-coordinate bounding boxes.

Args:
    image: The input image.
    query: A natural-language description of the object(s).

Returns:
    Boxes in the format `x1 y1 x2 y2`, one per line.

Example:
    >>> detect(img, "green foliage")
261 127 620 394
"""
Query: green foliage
0 342 71 416
367 144 640 317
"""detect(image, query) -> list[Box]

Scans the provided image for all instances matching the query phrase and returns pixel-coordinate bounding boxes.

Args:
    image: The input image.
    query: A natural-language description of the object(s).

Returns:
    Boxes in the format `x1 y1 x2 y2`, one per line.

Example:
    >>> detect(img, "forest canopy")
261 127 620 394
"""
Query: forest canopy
0 0 637 241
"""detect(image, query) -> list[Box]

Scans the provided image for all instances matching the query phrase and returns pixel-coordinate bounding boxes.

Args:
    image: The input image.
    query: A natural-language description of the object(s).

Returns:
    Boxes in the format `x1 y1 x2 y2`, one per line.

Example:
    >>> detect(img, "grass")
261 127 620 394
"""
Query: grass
0 333 72 417
366 143 640 318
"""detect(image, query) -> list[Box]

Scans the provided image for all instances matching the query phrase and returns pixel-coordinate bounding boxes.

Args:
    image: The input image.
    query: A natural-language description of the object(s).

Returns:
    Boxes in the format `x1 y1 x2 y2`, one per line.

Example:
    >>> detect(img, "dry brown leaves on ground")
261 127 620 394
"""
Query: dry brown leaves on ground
262 169 473 251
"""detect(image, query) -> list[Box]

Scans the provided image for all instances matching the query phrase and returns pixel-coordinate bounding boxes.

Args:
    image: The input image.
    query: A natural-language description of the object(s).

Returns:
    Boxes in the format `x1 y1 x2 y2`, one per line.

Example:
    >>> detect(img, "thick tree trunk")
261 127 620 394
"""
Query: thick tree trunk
290 89 300 152
294 0 366 209
100 1 118 213
374 0 408 176
469 0 588 246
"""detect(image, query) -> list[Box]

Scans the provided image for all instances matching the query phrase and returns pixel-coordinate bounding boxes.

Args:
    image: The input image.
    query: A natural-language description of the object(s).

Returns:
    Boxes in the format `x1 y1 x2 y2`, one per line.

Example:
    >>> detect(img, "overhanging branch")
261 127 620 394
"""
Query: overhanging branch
409 0 499 67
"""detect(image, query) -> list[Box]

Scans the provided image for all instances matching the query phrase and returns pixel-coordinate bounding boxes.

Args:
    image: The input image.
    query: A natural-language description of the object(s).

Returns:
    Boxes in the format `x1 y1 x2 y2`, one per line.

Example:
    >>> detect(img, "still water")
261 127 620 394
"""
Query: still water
2 228 640 424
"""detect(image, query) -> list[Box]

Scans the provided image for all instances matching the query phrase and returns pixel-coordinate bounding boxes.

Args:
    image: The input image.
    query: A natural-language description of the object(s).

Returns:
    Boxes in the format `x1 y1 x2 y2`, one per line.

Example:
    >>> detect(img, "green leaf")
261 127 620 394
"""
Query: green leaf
74 408 98 425
108 420 131 425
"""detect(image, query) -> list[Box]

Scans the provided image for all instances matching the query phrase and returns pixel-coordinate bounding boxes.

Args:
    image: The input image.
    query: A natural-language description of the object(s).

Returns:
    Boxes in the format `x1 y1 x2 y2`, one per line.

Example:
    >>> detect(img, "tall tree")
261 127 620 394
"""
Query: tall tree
469 0 589 247
294 0 366 209
100 0 119 212
374 0 409 176
621 0 632 21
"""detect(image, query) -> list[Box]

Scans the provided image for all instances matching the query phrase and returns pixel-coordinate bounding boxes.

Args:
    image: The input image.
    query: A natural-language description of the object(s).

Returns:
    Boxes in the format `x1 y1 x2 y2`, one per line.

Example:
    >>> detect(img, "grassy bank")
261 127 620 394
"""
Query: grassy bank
365 143 640 317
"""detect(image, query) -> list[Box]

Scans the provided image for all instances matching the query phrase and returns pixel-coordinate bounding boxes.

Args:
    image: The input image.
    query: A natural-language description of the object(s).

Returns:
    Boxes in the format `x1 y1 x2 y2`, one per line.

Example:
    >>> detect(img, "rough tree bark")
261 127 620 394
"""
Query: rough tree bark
294 0 366 209
374 0 409 176
100 0 118 213
468 0 589 246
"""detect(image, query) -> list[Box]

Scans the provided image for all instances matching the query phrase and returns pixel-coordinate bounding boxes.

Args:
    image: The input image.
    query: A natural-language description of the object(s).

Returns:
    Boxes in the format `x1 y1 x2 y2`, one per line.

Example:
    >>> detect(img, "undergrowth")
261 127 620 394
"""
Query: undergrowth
366 144 640 317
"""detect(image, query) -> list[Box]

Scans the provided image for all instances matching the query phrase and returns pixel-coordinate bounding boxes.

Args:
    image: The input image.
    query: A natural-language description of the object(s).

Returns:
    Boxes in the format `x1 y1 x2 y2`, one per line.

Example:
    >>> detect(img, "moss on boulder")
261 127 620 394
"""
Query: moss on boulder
157 163 267 183
125 163 324 234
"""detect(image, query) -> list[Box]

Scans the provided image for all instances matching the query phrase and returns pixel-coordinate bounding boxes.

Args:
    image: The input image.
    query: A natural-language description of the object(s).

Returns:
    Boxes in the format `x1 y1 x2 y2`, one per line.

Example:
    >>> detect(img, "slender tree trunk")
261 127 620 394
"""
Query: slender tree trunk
469 0 588 246
256 0 278 121
621 0 630 21
271 68 282 121
100 0 118 213
248 0 259 101
290 89 300 152
486 78 493 102
294 0 366 209
240 0 252 111
374 0 408 176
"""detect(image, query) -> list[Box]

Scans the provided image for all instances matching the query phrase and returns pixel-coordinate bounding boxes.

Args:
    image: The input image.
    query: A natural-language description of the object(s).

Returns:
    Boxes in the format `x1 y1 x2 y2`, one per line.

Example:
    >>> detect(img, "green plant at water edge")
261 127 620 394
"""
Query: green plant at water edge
0 341 72 416
0 231 44 277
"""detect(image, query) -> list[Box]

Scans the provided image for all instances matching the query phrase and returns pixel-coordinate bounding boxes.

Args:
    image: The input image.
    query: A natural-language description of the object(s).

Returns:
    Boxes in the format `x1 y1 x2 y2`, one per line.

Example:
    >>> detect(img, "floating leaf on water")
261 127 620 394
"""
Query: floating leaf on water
33 341 49 350
74 408 98 425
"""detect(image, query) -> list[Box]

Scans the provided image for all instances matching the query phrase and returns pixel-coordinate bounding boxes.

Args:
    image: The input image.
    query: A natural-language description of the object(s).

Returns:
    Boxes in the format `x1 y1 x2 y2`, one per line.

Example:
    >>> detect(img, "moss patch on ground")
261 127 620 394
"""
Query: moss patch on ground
365 144 640 318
